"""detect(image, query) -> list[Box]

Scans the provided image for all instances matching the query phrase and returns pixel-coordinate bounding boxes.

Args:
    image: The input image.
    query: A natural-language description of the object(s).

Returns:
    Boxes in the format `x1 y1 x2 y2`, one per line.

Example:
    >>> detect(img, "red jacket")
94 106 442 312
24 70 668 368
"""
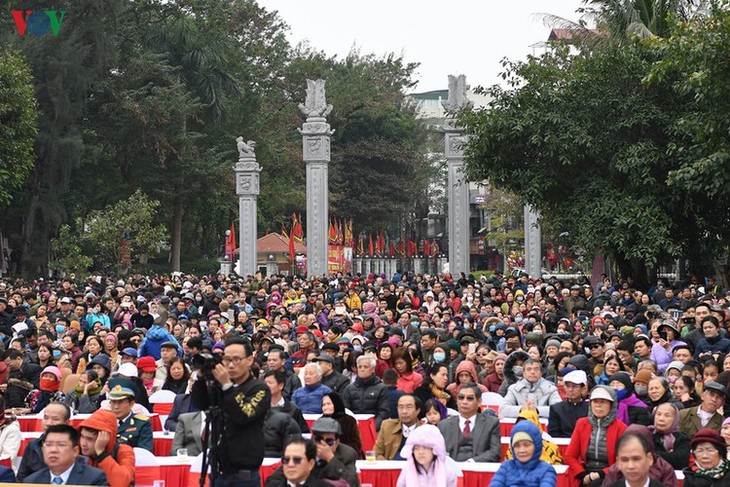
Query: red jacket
78 409 135 487
564 416 627 487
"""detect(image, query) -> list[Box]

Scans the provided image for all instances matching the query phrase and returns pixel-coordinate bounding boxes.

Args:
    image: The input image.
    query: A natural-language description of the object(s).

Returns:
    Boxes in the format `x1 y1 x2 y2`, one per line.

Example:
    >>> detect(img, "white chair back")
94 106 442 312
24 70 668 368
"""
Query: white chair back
133 447 158 466
482 391 505 407
149 389 177 404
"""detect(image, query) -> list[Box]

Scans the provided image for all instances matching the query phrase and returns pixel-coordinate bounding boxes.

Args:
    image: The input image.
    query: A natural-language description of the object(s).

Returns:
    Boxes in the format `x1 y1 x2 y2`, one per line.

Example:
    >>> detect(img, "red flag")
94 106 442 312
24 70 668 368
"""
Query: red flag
368 234 374 256
389 242 395 257
328 219 337 245
357 232 364 255
345 219 354 247
289 228 295 263
225 223 236 259
293 213 304 242
423 238 430 256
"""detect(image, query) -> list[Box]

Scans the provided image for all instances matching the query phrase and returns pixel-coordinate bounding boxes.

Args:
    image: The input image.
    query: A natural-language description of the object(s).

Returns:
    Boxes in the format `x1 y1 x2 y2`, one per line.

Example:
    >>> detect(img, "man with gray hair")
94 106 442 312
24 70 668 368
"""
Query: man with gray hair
291 362 332 414
500 358 561 418
341 355 390 430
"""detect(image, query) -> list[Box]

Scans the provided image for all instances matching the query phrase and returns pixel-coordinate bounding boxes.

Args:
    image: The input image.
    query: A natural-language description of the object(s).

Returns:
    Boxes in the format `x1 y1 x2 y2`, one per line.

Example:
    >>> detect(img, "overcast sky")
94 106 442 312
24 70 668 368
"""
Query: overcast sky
258 0 587 92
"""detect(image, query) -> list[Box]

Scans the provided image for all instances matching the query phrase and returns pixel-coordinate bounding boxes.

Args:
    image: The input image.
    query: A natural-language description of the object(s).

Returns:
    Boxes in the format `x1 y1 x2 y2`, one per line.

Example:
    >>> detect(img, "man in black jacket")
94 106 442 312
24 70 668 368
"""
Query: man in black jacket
548 369 589 438
2 348 41 408
192 335 270 486
267 348 301 400
264 370 308 433
341 355 390 430
315 355 349 394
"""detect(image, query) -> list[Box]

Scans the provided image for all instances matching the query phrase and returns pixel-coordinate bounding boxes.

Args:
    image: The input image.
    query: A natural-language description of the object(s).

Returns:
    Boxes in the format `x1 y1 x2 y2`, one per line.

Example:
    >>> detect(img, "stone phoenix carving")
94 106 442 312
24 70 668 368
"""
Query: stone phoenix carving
299 79 333 119
441 74 473 113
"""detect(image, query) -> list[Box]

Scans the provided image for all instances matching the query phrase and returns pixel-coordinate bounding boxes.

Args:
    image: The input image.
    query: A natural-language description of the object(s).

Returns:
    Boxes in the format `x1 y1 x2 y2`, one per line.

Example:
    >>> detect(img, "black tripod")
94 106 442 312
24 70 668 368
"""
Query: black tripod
199 379 223 487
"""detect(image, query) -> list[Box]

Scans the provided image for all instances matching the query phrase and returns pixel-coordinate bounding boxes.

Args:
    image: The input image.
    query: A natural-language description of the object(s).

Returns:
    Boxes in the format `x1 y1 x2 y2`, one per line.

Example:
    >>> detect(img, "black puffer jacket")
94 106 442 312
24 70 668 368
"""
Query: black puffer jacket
498 350 529 396
341 374 390 430
263 410 301 457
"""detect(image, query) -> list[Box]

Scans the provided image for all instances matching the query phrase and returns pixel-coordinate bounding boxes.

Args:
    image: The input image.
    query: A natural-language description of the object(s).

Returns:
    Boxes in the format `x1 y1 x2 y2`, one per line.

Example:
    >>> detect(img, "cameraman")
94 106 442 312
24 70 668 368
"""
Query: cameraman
192 335 271 486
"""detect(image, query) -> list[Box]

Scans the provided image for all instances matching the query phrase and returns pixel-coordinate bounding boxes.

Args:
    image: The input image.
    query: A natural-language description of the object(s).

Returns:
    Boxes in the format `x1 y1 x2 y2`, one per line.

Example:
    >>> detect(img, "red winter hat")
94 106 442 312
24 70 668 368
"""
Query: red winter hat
351 324 364 334
311 329 323 339
296 325 310 335
136 356 157 373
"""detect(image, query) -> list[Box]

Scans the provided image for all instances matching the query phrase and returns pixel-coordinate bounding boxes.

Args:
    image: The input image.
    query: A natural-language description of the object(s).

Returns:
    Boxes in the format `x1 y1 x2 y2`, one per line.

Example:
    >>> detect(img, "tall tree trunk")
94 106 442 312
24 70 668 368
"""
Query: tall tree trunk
170 196 184 272
20 176 41 277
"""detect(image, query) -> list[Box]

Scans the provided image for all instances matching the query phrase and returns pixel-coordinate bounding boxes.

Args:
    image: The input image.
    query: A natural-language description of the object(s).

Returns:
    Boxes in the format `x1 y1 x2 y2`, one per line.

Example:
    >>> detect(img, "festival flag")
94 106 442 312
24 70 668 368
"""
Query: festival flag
406 239 417 257
397 240 406 257
357 232 365 255
431 239 440 256
328 219 337 245
337 219 344 245
368 233 374 256
281 223 289 240
423 238 430 256
292 213 304 243
289 226 295 263
344 219 354 247
389 241 395 257
225 223 236 260
378 232 385 255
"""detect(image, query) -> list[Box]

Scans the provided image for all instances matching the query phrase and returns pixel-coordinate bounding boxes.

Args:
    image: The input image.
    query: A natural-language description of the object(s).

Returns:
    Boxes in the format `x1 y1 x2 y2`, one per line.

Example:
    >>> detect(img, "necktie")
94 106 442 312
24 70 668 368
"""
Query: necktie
463 419 471 438
52 477 63 485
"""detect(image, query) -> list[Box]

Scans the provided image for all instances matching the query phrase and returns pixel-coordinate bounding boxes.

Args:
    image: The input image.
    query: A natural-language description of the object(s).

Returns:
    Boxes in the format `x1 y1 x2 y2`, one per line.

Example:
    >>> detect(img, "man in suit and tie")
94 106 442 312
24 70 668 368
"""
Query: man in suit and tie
23 424 107 485
171 410 204 457
679 380 726 438
438 382 501 462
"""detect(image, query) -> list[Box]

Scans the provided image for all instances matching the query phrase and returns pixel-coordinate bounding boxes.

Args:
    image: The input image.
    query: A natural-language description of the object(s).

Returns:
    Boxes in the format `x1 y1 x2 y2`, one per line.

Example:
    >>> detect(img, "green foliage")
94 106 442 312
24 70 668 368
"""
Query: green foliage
82 190 169 273
0 50 37 207
49 223 93 277
459 41 683 276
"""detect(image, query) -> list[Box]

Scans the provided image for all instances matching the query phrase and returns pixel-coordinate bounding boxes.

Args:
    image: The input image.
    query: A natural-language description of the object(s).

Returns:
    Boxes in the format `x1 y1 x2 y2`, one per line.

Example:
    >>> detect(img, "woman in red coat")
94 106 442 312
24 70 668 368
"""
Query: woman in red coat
564 385 627 487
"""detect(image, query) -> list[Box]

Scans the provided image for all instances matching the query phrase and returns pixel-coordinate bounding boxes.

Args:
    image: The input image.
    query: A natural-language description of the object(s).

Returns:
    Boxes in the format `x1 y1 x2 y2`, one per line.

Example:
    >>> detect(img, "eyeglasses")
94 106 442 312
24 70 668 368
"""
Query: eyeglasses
221 356 245 365
282 456 304 465
694 448 719 456
313 435 336 446
457 395 476 401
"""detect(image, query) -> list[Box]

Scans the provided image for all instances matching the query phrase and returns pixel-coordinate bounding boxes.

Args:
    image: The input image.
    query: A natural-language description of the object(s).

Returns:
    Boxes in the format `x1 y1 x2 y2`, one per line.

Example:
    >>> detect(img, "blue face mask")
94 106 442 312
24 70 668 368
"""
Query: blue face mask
433 352 446 363
515 317 523 323
52 350 61 358
489 325 496 333
353 345 362 352
614 388 629 401
55 325 66 335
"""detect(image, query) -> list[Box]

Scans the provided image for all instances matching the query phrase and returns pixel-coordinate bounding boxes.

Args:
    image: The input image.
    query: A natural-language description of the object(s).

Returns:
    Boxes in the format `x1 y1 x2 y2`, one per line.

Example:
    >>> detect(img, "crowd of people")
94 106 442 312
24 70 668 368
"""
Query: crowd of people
0 270 728 486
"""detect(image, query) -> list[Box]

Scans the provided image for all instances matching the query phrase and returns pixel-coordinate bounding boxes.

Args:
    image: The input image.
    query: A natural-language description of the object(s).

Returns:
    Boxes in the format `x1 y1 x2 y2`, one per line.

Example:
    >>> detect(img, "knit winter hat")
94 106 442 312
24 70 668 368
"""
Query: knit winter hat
634 369 654 387
691 429 727 458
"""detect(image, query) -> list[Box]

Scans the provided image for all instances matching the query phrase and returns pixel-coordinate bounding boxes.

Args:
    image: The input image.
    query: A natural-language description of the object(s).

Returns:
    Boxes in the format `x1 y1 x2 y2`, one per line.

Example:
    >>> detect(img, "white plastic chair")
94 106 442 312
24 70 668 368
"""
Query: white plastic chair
149 389 177 404
482 391 505 407
133 447 158 466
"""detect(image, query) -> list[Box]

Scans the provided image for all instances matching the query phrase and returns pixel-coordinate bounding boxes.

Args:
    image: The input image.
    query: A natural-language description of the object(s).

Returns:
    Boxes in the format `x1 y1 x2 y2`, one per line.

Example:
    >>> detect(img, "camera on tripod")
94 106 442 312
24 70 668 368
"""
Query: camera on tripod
191 353 223 380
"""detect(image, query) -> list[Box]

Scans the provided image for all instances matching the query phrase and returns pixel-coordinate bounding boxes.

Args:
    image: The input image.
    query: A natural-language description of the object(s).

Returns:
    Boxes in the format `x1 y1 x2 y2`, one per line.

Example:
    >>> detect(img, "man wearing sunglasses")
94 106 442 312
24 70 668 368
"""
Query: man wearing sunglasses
438 383 501 462
268 417 358 487
266 437 327 487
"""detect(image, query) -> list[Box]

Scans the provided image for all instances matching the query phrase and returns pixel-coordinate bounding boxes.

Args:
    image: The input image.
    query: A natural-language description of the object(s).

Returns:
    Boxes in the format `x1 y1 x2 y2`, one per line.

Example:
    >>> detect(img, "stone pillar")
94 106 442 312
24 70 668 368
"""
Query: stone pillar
524 204 542 279
443 75 473 277
299 79 334 278
234 137 262 277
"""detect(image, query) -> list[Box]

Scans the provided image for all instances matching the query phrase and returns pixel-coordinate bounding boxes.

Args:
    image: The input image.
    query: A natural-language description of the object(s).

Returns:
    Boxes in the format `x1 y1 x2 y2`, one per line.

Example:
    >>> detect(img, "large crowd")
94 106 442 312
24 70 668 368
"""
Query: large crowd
0 271 729 486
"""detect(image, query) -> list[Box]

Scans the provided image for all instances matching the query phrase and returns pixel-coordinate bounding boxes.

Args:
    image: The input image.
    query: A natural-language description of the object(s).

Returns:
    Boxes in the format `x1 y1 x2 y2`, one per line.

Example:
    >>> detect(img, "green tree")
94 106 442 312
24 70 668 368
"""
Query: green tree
82 190 168 273
0 50 37 207
647 5 730 283
49 223 93 277
459 41 685 287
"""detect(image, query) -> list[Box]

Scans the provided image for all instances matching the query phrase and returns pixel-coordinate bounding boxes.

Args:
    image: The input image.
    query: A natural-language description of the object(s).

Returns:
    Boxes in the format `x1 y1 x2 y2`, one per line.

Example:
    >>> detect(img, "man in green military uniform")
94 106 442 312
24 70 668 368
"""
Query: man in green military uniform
108 379 153 452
